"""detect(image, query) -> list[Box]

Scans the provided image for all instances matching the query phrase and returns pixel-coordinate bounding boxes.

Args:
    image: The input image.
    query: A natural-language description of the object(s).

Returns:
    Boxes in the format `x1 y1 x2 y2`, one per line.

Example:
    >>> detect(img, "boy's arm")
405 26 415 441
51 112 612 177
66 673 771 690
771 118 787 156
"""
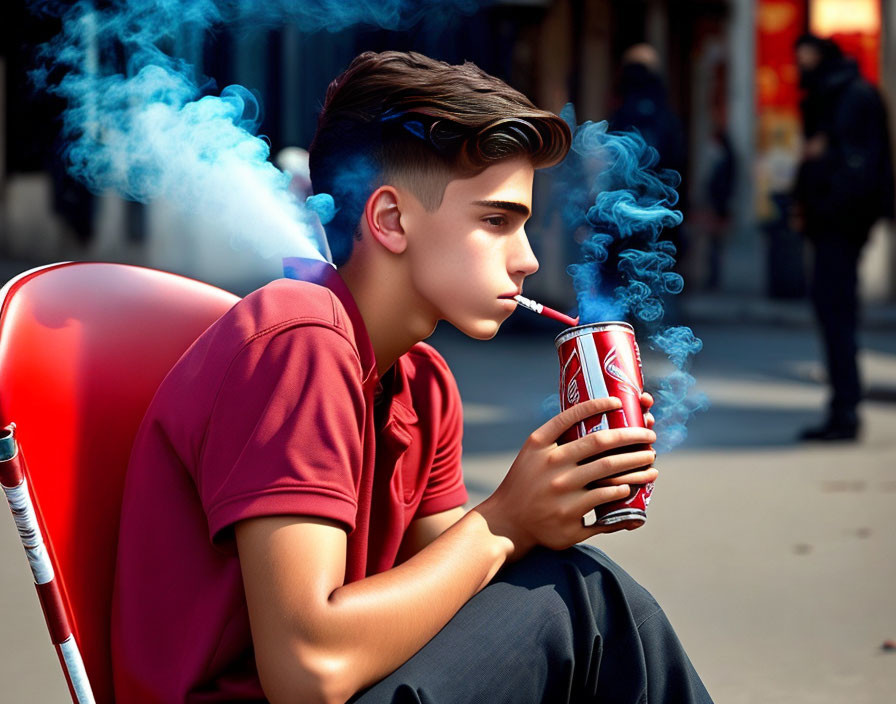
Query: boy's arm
236 396 658 704
237 509 511 704
396 506 466 561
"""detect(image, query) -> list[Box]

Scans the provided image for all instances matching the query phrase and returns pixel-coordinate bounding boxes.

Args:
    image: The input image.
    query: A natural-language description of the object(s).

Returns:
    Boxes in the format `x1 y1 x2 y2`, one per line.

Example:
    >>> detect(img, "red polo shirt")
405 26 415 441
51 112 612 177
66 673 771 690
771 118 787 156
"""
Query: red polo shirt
111 260 467 703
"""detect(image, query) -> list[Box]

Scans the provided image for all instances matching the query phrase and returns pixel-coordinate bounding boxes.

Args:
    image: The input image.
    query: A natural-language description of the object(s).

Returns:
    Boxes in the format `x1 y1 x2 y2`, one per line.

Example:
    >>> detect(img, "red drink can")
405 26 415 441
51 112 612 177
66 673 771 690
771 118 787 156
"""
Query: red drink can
554 322 653 527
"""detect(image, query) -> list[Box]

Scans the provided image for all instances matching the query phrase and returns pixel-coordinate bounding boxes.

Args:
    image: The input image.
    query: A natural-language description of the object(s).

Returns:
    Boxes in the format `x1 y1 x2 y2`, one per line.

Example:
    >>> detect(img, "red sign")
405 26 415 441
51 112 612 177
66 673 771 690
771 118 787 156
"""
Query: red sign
756 0 806 112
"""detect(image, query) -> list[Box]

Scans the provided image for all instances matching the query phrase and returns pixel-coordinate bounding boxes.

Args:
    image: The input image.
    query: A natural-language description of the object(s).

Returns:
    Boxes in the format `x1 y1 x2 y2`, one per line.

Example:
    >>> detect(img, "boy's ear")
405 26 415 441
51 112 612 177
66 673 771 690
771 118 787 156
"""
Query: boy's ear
364 186 407 254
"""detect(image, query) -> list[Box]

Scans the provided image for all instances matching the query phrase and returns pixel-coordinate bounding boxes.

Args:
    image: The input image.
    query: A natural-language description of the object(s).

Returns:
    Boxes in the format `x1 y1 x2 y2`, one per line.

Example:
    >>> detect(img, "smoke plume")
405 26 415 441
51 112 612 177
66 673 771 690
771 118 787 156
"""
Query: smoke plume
557 105 707 451
29 0 478 263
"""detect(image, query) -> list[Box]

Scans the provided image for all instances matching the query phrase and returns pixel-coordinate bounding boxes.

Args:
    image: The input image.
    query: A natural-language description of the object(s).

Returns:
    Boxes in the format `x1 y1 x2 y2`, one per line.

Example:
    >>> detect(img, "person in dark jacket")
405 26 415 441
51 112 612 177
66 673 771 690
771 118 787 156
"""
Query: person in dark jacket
793 34 895 441
608 44 688 302
609 44 687 179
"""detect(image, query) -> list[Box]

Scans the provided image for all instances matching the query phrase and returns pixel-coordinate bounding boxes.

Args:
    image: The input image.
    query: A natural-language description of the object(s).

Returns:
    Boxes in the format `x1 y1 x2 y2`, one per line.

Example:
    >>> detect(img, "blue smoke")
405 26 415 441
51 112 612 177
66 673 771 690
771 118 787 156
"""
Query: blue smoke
648 327 709 450
557 105 707 451
30 0 479 264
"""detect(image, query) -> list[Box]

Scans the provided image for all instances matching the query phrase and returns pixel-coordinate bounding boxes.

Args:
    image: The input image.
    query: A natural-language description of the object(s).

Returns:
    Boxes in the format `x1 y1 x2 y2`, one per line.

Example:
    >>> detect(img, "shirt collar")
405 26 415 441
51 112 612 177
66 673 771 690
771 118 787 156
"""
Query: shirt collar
388 357 419 428
282 257 378 387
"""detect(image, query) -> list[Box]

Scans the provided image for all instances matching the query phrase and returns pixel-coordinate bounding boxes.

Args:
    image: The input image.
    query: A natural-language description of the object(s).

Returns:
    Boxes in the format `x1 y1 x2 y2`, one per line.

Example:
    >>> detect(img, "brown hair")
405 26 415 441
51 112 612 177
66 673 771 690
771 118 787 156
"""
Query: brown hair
309 51 571 265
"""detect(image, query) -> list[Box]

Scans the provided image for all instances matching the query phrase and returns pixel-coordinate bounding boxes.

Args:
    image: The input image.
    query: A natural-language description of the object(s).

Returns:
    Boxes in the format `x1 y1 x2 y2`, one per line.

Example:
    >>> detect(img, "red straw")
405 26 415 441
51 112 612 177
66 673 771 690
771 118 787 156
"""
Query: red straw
513 295 579 327
538 304 580 327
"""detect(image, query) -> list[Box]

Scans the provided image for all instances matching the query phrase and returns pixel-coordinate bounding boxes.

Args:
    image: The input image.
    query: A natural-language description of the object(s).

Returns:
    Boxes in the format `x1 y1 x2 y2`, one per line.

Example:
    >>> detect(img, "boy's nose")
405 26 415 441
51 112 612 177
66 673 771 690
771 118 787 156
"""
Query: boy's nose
513 230 539 276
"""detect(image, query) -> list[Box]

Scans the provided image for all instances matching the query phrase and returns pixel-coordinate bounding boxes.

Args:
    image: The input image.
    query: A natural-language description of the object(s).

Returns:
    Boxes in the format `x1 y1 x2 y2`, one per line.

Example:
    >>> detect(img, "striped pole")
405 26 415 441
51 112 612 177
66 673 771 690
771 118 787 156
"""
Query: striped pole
0 424 95 704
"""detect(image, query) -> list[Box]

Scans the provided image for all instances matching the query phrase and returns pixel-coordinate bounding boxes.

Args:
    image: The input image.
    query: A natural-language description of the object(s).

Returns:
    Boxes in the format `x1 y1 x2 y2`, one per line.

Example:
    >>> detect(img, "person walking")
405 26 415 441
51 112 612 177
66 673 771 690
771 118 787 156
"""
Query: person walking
793 34 895 441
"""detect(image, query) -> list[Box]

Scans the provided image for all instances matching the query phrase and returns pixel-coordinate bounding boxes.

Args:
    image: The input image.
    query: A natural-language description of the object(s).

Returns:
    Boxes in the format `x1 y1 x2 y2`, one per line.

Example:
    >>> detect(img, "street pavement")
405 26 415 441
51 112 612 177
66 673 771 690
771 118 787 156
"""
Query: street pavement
0 260 894 701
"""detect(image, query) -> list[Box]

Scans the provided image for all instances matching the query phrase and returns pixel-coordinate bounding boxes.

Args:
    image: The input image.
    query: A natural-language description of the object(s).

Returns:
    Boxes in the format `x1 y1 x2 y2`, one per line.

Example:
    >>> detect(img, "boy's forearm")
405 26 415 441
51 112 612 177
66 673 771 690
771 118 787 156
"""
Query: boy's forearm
312 506 513 697
268 399 657 703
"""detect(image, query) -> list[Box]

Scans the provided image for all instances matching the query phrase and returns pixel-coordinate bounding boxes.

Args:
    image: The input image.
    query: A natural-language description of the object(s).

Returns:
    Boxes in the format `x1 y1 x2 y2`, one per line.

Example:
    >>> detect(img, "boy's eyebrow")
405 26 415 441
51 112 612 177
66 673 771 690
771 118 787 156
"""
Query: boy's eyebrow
471 200 531 218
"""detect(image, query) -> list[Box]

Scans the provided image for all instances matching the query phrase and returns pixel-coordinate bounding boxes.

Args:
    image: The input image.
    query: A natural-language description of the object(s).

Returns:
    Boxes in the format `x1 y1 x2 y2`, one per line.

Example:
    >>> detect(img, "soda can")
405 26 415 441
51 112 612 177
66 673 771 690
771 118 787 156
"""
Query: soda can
554 321 653 527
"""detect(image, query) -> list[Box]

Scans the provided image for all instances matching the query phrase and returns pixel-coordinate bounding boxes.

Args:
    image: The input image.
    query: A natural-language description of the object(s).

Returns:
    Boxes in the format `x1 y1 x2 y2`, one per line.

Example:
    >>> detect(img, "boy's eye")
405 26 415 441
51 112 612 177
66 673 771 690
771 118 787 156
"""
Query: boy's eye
484 215 508 228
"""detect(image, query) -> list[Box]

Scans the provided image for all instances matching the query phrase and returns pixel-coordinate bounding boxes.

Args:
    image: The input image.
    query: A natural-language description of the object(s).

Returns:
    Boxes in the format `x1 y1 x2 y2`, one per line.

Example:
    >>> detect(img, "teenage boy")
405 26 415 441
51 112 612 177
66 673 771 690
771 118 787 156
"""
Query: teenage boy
112 51 713 703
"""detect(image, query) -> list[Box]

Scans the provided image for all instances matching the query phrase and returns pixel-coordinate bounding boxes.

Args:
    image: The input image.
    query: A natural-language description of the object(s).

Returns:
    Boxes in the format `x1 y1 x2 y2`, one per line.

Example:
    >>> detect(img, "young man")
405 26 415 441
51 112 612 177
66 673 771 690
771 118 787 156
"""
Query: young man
112 51 713 703
793 35 895 441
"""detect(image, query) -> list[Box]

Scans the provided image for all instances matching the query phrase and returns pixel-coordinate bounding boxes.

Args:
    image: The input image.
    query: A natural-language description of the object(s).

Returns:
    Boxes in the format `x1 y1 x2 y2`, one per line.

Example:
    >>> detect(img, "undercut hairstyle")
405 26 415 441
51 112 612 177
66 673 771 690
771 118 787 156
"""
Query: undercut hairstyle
309 51 572 266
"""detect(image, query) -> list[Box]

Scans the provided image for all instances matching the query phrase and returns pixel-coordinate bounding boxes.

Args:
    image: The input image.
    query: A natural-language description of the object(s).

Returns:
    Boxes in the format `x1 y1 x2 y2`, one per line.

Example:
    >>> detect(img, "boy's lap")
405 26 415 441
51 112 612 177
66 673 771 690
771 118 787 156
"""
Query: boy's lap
349 545 662 703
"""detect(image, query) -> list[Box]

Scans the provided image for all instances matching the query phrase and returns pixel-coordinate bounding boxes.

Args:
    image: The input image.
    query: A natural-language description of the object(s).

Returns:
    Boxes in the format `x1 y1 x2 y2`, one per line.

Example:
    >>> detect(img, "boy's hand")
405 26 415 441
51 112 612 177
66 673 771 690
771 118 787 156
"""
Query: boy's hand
642 391 655 429
476 396 658 561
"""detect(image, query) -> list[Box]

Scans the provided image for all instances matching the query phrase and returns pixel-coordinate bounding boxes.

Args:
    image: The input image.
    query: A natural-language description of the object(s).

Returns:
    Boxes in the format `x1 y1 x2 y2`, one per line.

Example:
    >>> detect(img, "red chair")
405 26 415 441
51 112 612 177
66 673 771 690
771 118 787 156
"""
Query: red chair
0 262 239 703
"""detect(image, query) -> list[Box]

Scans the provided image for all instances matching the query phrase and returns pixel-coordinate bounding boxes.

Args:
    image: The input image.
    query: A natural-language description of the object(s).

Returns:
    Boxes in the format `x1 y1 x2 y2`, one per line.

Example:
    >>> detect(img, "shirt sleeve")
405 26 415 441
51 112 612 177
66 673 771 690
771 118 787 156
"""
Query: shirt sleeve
415 349 468 518
196 323 366 544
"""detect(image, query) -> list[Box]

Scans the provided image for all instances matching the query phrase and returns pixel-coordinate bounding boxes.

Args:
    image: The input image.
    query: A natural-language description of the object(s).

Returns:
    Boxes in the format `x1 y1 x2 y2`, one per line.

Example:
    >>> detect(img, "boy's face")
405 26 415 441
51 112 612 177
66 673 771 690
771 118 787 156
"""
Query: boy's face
401 158 539 339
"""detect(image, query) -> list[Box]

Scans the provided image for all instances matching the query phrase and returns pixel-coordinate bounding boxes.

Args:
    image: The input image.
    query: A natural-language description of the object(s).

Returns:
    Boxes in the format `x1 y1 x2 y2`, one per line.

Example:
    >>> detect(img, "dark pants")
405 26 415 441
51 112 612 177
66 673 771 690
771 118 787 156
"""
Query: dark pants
809 233 865 420
351 546 713 703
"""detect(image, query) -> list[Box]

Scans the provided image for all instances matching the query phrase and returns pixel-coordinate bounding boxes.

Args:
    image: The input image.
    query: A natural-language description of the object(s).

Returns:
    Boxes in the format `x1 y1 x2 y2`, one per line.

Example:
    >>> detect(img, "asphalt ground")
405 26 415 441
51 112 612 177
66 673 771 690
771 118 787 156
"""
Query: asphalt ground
1 257 894 702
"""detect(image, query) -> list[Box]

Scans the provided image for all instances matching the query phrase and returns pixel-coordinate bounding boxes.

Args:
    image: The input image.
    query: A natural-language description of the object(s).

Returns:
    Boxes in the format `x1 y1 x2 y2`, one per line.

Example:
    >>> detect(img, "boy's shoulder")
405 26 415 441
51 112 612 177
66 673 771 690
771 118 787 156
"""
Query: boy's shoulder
175 277 364 388
199 276 365 363
232 277 351 339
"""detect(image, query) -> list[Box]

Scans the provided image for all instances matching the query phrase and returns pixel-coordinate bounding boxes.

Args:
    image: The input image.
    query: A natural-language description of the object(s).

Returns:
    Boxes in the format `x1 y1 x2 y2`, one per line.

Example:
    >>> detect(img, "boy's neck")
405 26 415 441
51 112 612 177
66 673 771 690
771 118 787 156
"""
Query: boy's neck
339 255 437 377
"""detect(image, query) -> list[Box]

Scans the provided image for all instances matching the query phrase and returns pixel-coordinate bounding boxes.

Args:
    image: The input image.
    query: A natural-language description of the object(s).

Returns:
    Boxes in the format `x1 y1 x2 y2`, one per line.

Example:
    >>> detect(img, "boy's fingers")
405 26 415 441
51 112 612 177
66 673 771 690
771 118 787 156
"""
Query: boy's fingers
575 451 656 486
586 517 646 536
640 392 655 430
552 426 656 464
575 483 631 516
531 397 622 447
591 467 659 491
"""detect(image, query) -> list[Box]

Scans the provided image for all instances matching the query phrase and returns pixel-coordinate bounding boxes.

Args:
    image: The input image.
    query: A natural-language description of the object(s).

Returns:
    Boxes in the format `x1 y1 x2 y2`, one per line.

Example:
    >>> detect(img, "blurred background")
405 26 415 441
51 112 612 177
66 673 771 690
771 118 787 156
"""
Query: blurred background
3 0 895 299
1 1 895 702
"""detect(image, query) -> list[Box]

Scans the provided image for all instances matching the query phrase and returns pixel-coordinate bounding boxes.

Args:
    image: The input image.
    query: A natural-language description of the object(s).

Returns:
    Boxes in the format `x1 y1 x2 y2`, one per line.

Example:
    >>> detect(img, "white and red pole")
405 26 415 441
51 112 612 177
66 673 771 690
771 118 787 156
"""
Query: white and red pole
0 424 95 704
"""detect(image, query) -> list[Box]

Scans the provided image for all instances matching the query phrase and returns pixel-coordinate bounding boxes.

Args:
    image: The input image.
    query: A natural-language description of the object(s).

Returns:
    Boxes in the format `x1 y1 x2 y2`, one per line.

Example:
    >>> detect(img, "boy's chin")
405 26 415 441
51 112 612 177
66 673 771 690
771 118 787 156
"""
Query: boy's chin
453 318 502 340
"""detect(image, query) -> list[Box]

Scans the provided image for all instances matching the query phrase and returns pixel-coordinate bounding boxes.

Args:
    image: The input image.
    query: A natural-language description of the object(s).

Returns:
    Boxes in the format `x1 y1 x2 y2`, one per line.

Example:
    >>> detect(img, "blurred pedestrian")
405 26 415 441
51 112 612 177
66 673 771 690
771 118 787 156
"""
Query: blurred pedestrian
275 146 313 202
276 146 332 262
792 34 895 441
702 105 736 291
609 44 687 180
759 122 804 299
609 44 688 309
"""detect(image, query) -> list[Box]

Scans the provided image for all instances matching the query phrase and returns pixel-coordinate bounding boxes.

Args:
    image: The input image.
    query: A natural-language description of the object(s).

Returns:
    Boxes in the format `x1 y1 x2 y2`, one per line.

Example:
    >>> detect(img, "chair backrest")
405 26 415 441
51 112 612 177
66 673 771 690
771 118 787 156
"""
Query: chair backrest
0 262 239 703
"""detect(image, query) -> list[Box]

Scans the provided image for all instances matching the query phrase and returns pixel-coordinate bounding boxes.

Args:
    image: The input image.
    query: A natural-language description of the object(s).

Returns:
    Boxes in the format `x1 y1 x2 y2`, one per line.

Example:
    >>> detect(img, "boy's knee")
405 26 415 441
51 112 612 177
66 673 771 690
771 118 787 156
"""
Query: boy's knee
572 544 664 625
497 545 664 631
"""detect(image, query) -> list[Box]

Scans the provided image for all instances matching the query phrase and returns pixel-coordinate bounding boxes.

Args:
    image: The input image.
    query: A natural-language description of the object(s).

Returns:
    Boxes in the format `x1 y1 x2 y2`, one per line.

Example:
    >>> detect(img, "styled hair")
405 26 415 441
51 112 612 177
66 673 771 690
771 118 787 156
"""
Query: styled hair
309 51 572 266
